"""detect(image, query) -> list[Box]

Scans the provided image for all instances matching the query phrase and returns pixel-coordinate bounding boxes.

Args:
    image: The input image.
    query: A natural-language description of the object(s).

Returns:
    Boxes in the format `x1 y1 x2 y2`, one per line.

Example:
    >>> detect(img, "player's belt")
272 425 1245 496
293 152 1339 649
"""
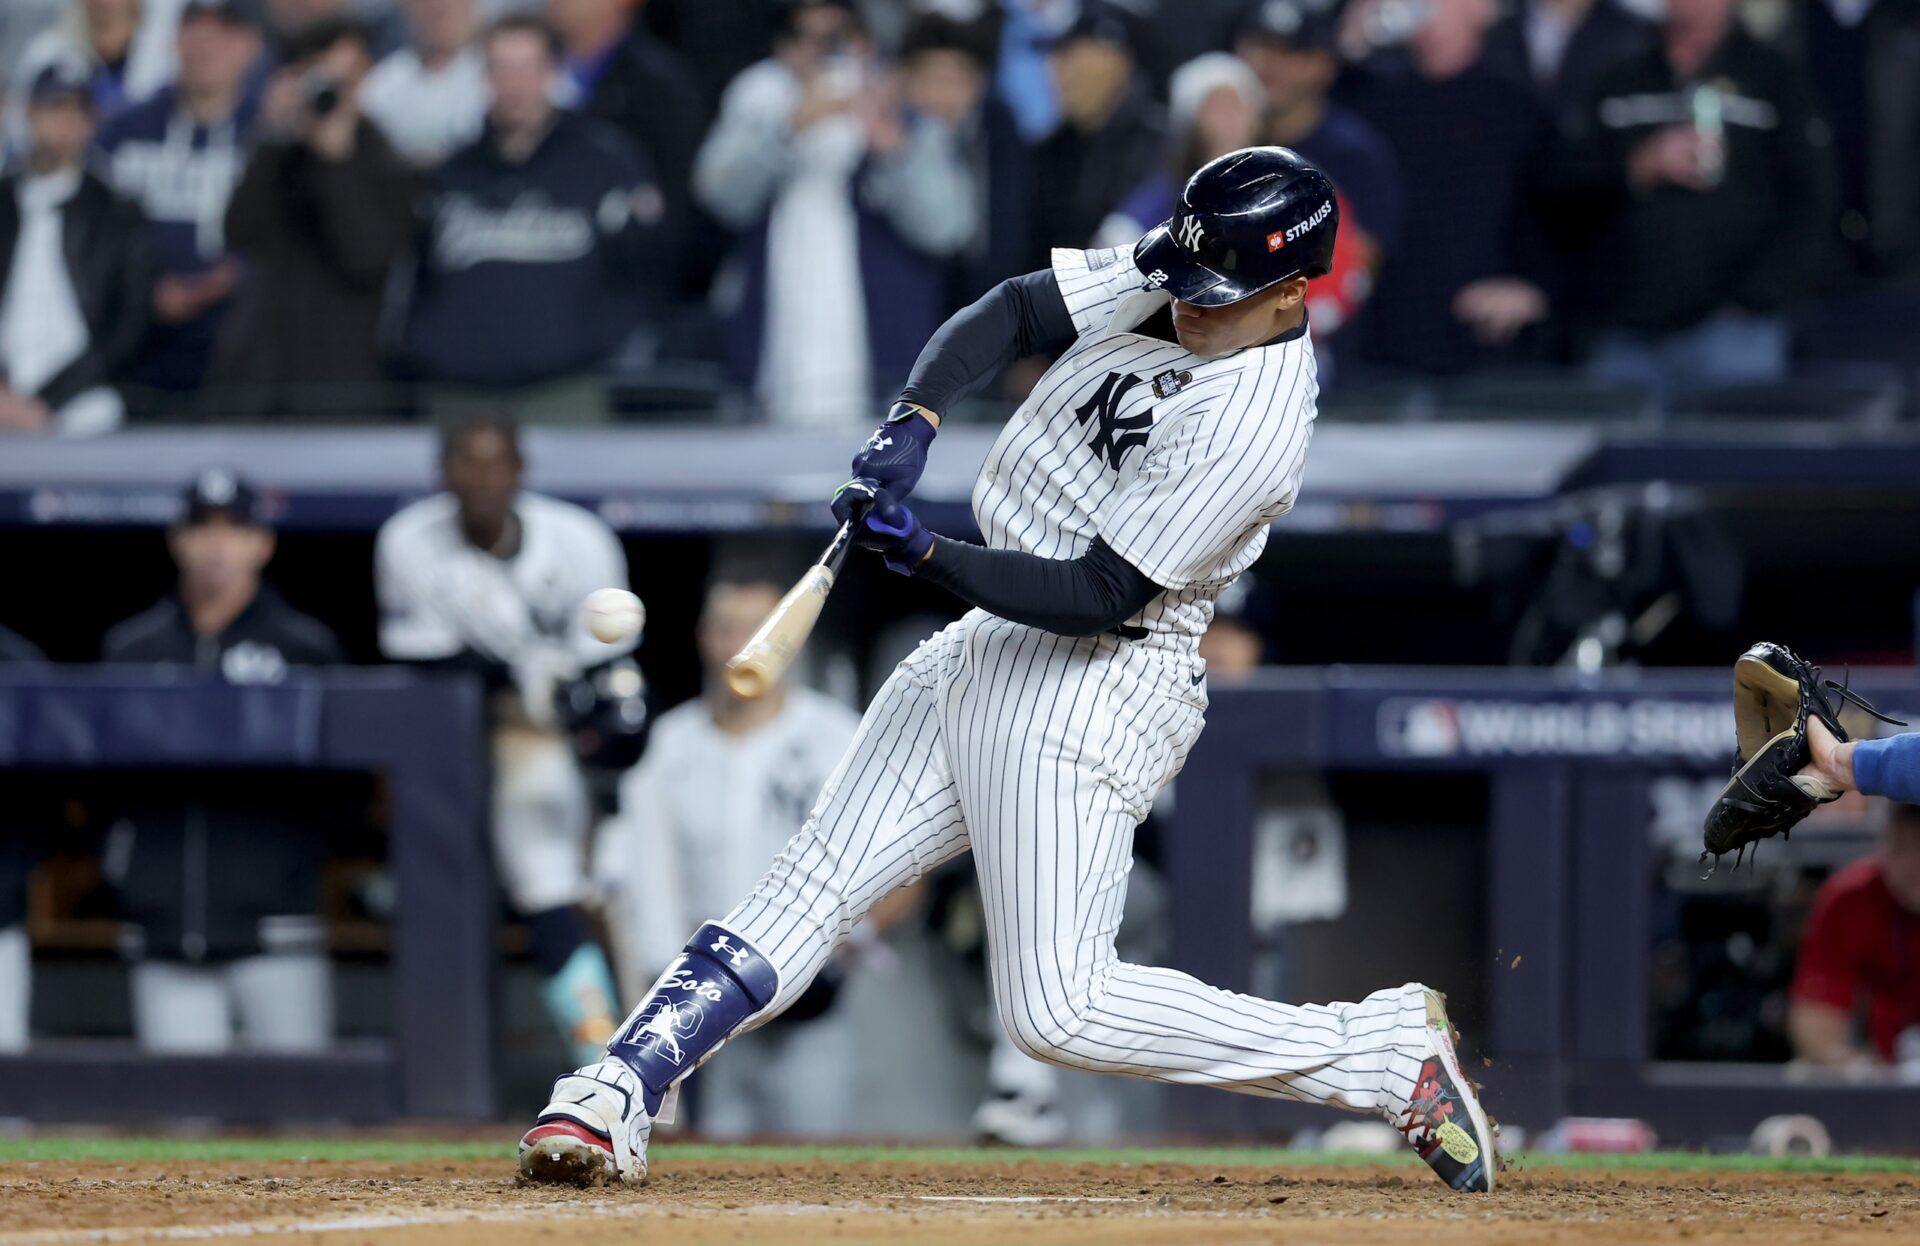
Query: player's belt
1107 625 1149 641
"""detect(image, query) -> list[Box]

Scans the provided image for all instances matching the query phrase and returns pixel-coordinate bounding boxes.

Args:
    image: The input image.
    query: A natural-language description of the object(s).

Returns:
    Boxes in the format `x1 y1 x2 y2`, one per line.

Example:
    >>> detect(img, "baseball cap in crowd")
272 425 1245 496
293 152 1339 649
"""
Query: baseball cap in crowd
181 0 265 29
1236 0 1338 53
1039 0 1149 55
26 58 93 109
180 468 265 527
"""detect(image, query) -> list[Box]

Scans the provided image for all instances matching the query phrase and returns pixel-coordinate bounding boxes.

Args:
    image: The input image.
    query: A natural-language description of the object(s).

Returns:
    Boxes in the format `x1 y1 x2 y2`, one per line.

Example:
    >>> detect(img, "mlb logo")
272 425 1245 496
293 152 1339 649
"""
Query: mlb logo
1267 230 1286 252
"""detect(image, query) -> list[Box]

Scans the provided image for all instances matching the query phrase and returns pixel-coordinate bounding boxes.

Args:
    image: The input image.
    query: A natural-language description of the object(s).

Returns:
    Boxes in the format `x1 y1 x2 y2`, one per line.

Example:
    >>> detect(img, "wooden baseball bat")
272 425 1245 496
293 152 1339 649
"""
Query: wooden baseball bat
724 520 857 700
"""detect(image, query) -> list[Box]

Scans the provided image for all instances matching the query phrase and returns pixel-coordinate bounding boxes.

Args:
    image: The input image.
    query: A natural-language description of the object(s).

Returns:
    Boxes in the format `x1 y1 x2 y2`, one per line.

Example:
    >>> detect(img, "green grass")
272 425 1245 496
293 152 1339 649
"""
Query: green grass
0 1138 1914 1175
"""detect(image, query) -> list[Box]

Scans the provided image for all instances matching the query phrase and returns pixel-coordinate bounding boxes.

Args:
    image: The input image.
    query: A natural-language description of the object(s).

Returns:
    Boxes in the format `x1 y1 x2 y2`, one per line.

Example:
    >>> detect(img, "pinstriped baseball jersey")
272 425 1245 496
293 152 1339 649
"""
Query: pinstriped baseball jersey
972 246 1318 643
595 240 1438 1153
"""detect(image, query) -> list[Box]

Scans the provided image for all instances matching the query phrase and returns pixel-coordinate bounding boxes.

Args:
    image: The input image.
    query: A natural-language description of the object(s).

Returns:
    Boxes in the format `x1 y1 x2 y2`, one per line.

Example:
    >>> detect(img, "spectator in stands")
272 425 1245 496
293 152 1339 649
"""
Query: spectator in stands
594 564 862 1138
548 0 706 292
1789 803 1920 1073
213 16 412 418
1093 52 1264 250
995 0 1068 143
402 14 664 423
0 60 152 438
361 0 487 168
1235 1 1402 262
0 624 47 1054
1030 0 1165 260
899 12 1029 311
1482 0 1654 130
375 417 633 1066
1561 0 1836 393
7 0 184 147
1770 0 1920 286
693 0 977 425
1344 0 1554 376
96 0 262 407
101 468 345 1054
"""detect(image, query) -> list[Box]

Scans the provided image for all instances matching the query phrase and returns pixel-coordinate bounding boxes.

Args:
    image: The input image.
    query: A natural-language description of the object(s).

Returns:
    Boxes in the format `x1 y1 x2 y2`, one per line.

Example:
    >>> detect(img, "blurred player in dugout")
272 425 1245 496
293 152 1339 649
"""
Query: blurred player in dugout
593 563 863 1137
376 417 640 1065
99 468 347 1052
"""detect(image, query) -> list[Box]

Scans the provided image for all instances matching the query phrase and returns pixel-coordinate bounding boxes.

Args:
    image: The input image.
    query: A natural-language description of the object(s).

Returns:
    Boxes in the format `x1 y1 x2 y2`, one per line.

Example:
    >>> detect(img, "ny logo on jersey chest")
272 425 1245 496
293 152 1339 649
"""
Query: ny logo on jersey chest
1074 371 1155 470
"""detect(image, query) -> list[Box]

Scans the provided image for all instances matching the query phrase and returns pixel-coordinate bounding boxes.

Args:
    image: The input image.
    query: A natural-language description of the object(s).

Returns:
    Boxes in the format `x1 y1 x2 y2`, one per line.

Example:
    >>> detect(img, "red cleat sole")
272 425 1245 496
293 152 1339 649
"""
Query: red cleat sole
518 1119 620 1188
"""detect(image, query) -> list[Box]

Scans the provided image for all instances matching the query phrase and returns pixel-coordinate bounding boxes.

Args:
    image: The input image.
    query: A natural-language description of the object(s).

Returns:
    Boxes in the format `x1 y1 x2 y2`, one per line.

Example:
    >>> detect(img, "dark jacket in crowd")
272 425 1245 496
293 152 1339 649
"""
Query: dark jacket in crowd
0 169 153 410
950 94 1032 310
1030 80 1167 263
1483 0 1655 130
403 112 663 388
641 0 781 118
95 86 261 392
578 21 708 292
1558 27 1838 337
1344 63 1552 375
1772 0 1920 282
101 584 346 962
214 121 413 414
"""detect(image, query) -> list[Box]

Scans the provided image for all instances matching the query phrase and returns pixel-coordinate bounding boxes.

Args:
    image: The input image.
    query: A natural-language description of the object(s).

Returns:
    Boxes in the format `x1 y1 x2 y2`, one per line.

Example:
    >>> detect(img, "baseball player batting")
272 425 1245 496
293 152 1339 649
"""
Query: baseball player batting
520 147 1498 1192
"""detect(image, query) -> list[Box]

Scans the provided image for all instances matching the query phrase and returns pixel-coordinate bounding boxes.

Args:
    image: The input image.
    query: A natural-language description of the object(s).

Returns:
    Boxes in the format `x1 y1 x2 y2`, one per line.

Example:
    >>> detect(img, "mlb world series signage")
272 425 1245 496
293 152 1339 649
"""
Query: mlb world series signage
1374 695 1735 763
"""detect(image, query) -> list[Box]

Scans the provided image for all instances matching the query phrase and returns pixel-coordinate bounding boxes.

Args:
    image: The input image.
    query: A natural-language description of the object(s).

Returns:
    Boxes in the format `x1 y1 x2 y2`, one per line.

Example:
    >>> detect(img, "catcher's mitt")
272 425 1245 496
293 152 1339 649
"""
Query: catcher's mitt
1702 642 1903 863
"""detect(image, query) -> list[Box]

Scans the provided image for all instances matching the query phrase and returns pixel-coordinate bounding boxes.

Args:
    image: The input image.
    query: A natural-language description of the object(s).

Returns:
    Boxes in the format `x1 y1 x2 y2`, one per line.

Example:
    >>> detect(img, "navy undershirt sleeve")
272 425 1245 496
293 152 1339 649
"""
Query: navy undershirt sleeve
916 536 1165 637
897 270 1077 413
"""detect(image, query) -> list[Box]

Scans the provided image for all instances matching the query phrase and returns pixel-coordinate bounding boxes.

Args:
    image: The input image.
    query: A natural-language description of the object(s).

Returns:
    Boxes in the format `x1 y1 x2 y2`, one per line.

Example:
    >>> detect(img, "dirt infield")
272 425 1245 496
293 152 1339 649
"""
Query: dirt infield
2 1150 1917 1246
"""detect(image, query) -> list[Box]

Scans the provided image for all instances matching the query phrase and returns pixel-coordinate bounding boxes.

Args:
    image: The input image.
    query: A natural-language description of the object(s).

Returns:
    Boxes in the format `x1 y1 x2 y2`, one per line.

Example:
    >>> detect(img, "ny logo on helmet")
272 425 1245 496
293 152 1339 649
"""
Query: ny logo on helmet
1176 216 1205 251
1075 371 1154 471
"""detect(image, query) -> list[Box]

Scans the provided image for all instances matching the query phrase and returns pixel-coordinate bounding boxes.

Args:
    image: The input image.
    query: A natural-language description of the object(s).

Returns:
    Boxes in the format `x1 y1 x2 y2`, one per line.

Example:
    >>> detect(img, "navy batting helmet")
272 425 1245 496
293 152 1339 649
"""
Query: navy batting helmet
1132 146 1339 307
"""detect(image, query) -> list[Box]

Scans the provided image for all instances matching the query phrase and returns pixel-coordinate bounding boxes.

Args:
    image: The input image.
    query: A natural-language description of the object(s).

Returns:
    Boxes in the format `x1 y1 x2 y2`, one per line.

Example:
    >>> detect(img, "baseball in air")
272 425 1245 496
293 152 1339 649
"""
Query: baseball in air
583 588 645 644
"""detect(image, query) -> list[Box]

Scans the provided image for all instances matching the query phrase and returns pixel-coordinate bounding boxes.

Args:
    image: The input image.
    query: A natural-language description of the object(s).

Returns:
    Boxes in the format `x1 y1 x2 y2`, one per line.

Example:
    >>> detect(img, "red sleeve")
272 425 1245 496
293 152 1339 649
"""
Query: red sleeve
1791 874 1867 1011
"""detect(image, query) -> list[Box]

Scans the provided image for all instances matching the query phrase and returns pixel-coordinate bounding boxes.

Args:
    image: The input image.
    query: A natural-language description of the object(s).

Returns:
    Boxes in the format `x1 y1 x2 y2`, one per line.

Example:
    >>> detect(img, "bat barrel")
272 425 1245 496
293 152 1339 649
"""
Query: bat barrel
722 563 837 700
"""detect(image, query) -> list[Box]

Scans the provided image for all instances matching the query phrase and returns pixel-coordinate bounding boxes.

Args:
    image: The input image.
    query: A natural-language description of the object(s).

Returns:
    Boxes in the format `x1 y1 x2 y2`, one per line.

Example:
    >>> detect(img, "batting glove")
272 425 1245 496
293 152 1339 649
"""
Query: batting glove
849 484 934 575
847 402 937 500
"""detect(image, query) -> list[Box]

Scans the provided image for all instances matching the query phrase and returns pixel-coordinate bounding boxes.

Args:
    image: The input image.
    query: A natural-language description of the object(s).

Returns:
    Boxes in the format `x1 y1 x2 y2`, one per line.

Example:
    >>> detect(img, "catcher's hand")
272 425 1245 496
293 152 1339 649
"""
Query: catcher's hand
1702 642 1903 862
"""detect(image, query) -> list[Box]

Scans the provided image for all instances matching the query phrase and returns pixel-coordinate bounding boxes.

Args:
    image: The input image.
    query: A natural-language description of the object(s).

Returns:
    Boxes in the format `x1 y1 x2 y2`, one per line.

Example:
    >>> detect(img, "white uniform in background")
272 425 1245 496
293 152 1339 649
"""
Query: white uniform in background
375 490 634 914
596 689 859 1137
709 245 1431 1113
0 924 27 1052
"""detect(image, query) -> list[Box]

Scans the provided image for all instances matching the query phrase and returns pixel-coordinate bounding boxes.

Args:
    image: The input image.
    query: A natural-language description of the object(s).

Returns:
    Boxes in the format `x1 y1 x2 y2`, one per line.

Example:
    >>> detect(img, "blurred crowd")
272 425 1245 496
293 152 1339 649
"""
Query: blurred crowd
0 0 1916 435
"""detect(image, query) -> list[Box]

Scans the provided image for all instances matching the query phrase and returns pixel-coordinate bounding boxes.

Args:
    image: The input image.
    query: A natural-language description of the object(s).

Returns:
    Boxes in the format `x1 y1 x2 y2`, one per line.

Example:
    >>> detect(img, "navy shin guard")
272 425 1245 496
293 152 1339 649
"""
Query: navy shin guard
607 923 780 1115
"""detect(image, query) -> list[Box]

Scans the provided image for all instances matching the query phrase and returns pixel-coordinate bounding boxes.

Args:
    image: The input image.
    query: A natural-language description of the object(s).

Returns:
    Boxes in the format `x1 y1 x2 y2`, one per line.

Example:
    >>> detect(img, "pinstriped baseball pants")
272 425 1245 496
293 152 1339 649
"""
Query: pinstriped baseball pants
720 611 1428 1115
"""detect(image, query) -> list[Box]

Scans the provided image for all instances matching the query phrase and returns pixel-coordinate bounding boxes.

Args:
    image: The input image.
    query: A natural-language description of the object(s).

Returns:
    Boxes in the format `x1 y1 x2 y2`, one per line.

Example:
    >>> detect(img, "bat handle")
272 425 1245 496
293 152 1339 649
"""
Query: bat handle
822 518 857 579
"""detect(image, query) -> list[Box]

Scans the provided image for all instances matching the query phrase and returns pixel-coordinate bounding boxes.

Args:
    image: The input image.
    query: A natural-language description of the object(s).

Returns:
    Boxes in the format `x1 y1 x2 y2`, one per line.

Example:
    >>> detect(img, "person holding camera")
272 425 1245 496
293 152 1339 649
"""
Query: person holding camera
692 0 978 427
212 16 413 418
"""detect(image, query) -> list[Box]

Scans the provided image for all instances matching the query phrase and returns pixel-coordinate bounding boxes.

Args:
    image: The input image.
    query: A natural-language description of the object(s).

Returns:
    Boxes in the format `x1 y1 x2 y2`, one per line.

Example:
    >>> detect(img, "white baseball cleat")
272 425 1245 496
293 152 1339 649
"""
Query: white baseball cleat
1386 989 1500 1193
973 1088 1070 1147
518 1060 652 1187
